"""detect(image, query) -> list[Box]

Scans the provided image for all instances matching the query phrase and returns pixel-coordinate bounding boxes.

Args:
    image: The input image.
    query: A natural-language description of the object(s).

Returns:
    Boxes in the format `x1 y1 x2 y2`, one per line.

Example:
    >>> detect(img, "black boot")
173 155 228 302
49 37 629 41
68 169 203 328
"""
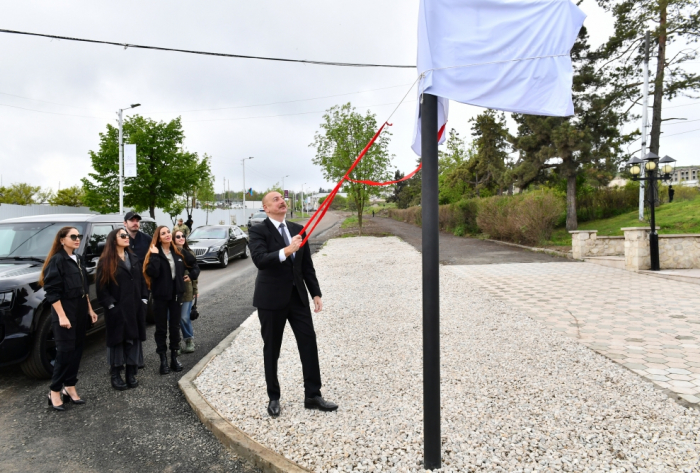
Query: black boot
125 365 139 388
159 353 170 375
170 350 183 372
111 366 128 391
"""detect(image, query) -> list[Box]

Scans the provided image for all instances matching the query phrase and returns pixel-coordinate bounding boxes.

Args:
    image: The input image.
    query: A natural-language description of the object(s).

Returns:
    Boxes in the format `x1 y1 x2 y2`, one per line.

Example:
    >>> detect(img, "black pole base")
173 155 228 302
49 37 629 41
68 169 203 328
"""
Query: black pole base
650 232 660 271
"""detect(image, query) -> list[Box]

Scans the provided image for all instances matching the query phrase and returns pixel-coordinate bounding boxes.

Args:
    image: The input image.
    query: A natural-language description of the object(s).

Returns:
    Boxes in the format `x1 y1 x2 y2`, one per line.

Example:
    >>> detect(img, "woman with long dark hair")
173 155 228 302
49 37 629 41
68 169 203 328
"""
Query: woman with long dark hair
96 228 148 390
40 226 98 411
143 226 187 375
173 230 200 354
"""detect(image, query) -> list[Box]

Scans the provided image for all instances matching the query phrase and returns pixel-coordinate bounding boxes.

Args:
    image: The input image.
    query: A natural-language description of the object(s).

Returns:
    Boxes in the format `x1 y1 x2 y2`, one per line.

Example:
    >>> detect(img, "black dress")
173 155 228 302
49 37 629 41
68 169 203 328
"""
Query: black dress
96 252 147 367
42 249 90 392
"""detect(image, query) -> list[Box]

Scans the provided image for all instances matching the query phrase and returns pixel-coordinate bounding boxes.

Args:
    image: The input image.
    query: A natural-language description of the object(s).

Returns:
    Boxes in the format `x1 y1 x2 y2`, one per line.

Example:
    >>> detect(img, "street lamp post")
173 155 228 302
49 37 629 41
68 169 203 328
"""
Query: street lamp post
301 183 307 215
282 175 290 217
118 103 141 216
242 157 254 221
626 152 676 271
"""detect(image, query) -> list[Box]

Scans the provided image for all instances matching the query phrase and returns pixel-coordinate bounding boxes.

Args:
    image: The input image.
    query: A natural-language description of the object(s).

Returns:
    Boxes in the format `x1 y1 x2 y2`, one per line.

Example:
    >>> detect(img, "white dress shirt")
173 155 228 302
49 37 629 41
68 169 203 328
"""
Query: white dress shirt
268 216 294 262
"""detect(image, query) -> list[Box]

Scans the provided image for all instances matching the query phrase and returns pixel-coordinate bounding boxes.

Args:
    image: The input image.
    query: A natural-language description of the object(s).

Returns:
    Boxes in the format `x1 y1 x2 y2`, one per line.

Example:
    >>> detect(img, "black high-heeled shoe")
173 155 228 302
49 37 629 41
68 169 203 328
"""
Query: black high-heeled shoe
61 388 86 405
47 392 65 411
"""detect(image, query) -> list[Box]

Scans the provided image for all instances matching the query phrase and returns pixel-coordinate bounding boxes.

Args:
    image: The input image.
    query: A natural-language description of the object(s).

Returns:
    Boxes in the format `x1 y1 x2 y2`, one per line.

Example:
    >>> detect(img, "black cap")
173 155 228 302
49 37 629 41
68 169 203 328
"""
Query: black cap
124 211 142 221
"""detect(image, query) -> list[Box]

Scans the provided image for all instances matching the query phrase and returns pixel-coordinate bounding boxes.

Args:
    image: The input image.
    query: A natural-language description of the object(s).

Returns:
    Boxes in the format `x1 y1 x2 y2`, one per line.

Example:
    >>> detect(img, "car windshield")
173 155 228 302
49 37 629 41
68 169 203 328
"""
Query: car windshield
253 213 267 219
189 227 227 239
0 222 87 259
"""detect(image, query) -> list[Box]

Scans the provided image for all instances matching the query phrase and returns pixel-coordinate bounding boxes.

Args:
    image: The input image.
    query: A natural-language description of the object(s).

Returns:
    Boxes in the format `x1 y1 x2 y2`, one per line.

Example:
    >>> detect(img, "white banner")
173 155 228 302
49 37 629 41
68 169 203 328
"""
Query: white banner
124 144 137 177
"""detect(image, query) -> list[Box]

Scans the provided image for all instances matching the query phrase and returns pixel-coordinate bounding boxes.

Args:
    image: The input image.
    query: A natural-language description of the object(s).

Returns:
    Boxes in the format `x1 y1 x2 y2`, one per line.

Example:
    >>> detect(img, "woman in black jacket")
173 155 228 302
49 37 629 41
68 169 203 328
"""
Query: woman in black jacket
40 226 98 411
143 225 188 375
96 228 148 390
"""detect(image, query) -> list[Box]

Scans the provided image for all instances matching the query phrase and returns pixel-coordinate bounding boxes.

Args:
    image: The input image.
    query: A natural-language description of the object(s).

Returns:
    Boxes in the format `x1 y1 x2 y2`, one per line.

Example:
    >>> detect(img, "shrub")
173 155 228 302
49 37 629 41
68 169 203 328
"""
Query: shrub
576 185 639 222
477 195 521 242
667 185 699 202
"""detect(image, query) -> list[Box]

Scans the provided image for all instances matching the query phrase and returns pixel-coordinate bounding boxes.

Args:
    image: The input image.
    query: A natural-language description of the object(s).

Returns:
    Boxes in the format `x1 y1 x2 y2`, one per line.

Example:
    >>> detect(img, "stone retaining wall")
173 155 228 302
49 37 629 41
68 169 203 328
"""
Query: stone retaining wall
570 230 625 259
572 228 700 271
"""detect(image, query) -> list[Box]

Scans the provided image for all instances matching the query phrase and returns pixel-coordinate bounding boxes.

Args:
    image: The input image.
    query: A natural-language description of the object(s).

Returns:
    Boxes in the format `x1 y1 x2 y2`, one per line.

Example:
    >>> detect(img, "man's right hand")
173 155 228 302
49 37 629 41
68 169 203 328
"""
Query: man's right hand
284 235 302 257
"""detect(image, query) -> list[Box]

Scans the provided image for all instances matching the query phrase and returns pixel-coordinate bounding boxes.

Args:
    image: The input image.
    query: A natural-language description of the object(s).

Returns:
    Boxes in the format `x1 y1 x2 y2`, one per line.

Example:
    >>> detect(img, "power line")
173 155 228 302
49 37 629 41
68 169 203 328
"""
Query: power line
0 28 415 69
0 102 108 119
664 126 700 137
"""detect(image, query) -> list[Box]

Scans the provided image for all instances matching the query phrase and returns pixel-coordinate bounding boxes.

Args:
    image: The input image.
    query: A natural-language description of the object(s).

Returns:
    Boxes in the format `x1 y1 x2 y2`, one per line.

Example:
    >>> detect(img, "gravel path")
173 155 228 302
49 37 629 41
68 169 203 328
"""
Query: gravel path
196 237 700 472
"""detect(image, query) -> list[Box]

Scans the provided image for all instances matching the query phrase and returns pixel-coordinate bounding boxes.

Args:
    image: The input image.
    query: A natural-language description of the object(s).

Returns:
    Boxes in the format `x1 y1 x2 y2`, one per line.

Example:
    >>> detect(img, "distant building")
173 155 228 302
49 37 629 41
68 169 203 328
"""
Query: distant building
607 176 628 187
671 165 700 186
308 192 348 210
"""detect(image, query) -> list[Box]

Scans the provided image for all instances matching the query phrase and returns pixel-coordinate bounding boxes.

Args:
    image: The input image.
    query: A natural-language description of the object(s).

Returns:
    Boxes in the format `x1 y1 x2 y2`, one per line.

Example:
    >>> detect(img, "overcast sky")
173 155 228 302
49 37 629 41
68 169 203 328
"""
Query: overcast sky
1 0 698 196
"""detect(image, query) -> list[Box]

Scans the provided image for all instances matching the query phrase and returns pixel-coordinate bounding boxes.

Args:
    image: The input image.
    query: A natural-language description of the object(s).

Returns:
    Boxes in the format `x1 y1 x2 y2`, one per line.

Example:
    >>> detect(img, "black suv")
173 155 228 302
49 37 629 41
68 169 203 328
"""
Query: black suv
0 214 156 378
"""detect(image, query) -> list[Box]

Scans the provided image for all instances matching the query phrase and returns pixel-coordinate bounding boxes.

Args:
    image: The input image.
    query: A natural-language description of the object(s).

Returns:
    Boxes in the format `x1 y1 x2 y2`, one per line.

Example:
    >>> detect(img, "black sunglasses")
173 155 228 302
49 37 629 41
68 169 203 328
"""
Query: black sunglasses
118 233 129 239
174 235 186 240
68 234 83 241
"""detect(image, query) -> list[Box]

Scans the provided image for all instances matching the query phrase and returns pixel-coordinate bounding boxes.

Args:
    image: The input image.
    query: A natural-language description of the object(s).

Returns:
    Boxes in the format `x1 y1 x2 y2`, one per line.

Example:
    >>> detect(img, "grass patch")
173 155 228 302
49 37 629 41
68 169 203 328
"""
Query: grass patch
341 216 359 229
548 196 700 246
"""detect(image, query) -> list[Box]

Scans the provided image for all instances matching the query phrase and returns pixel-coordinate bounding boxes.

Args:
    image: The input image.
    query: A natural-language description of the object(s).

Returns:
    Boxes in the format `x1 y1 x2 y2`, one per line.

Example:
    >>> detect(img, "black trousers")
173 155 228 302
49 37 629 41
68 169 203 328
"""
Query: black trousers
258 289 322 401
50 344 84 392
153 298 182 353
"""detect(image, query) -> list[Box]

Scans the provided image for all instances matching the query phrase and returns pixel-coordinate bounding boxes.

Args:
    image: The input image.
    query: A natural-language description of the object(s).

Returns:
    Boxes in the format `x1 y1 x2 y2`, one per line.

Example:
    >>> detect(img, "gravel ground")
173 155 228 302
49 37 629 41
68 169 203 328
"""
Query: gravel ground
196 236 700 472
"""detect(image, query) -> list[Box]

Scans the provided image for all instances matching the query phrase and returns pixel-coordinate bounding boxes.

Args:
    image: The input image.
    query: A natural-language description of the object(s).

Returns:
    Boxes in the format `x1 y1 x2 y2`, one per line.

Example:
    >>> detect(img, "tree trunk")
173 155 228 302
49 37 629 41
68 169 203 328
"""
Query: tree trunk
149 205 155 219
649 2 667 157
565 174 578 231
357 209 363 236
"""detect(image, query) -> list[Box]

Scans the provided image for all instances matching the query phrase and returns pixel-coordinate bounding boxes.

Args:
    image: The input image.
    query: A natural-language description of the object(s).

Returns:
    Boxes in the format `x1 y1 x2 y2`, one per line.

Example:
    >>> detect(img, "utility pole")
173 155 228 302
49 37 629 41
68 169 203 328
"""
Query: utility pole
118 103 141 216
639 31 650 221
242 157 254 221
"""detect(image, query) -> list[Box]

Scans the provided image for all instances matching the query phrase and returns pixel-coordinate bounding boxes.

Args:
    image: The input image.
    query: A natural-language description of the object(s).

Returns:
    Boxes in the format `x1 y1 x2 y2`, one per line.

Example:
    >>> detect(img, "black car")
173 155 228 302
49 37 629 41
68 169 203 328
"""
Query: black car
0 213 156 378
187 225 249 268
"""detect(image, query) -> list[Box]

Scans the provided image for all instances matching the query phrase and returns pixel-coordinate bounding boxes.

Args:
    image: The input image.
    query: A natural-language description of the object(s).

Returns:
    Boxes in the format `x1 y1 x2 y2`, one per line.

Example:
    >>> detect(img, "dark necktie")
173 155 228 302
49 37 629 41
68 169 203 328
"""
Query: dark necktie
279 223 295 260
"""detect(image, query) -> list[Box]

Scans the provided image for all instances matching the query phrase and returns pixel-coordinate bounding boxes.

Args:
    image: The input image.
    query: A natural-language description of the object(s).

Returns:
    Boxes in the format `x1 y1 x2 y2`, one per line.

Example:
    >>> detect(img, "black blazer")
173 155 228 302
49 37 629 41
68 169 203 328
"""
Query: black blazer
144 246 186 301
249 218 321 311
96 253 148 347
42 249 90 345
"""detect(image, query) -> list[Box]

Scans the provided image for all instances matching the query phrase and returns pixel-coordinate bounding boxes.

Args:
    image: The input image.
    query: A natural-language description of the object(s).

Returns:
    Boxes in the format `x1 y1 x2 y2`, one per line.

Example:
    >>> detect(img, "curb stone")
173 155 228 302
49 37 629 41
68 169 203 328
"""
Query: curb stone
178 314 310 473
483 238 573 259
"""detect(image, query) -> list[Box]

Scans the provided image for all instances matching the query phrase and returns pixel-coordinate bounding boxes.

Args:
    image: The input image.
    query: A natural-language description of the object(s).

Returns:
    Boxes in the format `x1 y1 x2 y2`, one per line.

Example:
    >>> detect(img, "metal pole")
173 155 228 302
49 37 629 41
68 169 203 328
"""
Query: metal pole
118 108 124 217
649 167 660 270
639 31 650 221
242 159 246 217
301 184 305 216
421 93 441 470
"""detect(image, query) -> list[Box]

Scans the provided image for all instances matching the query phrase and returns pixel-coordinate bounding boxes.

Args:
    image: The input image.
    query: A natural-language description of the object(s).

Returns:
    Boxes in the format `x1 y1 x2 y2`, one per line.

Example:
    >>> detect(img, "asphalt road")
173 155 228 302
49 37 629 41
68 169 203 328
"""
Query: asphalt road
369 216 569 265
0 212 344 473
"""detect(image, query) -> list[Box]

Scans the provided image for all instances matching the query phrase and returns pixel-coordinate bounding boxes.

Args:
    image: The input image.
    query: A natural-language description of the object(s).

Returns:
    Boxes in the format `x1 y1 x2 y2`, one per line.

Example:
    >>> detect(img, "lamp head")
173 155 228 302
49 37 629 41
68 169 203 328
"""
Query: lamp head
130 103 141 109
659 155 676 178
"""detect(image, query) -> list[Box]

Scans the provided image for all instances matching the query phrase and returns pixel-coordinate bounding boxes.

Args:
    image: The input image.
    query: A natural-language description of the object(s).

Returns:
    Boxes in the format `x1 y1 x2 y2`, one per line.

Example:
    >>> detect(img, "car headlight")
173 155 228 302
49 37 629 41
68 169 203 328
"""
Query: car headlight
0 290 14 309
209 246 225 252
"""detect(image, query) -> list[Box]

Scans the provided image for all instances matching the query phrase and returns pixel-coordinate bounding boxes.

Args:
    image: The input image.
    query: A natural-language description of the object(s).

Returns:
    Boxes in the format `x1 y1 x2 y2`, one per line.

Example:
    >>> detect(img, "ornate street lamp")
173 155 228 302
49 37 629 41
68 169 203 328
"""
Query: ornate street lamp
626 152 676 270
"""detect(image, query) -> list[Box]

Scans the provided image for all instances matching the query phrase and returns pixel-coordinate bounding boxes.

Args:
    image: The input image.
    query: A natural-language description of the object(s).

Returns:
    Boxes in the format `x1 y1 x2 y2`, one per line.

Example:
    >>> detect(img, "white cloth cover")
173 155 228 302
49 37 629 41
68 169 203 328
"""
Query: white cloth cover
412 0 586 155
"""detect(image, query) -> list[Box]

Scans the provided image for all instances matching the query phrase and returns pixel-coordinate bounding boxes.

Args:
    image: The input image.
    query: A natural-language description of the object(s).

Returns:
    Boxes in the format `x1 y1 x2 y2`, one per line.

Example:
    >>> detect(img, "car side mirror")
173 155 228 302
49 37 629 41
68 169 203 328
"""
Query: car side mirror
96 241 106 256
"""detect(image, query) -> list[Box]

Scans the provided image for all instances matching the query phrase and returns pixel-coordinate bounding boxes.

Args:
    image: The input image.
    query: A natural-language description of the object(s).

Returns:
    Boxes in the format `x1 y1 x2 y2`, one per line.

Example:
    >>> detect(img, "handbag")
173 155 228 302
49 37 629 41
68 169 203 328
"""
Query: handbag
190 296 199 321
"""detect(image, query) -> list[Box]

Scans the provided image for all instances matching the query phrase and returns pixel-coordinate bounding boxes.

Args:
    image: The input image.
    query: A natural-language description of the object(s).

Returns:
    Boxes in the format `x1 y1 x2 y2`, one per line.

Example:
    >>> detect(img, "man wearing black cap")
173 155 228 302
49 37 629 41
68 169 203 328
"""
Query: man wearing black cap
124 211 151 267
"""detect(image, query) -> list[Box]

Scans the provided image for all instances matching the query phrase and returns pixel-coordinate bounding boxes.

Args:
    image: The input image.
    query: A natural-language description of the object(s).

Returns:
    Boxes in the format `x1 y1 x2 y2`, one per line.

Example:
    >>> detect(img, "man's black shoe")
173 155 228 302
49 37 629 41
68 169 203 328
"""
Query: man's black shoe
304 396 338 412
267 400 280 417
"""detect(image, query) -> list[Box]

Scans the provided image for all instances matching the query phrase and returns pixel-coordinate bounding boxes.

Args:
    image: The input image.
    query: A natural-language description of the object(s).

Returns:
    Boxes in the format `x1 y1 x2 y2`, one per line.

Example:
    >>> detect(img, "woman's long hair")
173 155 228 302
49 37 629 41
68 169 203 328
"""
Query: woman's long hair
143 225 183 289
39 226 76 287
97 228 132 286
173 230 194 269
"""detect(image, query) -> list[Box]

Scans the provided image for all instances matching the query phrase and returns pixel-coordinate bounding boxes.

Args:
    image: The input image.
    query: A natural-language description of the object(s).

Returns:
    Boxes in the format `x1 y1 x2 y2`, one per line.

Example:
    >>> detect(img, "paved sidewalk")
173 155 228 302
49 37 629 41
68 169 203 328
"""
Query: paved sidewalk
448 262 700 405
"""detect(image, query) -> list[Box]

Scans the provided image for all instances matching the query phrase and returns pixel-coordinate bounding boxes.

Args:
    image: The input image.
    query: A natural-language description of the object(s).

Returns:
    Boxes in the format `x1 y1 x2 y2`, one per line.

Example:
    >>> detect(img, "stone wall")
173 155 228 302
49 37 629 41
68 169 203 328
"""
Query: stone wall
570 230 624 259
658 235 700 269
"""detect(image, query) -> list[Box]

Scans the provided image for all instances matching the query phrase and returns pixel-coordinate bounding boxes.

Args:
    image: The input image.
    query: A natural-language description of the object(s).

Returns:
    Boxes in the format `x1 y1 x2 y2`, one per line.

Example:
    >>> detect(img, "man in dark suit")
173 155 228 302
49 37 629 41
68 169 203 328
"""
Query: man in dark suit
248 191 338 417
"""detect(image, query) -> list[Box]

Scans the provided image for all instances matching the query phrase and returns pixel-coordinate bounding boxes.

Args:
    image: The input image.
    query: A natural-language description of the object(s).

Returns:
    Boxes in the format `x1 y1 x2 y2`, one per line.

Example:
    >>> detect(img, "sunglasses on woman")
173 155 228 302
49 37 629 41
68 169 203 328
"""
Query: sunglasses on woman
118 233 129 239
174 235 185 240
68 234 84 241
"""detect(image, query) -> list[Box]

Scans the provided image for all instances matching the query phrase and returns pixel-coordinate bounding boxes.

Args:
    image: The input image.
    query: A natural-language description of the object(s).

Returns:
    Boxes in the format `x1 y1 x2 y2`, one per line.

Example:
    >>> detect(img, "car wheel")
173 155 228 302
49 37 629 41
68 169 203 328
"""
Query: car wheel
20 309 55 379
219 250 229 268
240 244 250 259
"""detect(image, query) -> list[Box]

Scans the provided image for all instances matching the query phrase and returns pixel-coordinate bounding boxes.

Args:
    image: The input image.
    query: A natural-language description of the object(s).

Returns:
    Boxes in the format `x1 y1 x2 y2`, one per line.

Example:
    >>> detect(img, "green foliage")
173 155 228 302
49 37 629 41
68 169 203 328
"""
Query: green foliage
311 103 393 233
596 0 700 155
318 194 347 210
82 115 205 218
0 183 42 205
49 186 85 207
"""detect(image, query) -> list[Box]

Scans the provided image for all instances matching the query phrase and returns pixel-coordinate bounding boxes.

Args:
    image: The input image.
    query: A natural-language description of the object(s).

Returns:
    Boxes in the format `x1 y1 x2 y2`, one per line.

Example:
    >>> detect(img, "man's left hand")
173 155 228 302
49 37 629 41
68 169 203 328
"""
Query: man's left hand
313 296 323 313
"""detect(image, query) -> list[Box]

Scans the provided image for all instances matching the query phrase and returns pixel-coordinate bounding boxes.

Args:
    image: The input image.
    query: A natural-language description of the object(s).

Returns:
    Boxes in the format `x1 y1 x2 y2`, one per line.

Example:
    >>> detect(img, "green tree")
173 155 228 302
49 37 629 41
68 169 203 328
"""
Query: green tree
311 103 392 233
82 115 203 218
468 110 510 195
509 26 632 231
0 183 41 205
49 186 85 207
596 0 700 156
387 170 406 204
197 177 217 225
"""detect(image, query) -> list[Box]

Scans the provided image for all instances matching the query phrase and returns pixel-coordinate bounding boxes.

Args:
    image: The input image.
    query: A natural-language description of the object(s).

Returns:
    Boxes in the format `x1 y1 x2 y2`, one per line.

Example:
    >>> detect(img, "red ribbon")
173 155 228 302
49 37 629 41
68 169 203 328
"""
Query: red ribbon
298 122 446 246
